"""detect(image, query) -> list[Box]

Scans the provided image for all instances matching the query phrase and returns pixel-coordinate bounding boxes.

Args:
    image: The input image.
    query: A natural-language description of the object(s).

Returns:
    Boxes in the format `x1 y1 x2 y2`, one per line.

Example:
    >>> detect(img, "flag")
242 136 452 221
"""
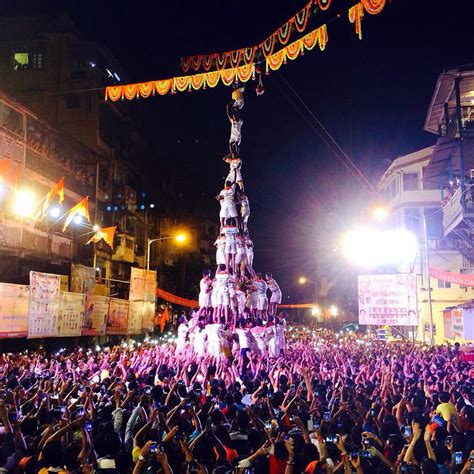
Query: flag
40 177 65 219
62 197 90 231
0 159 21 187
86 226 117 249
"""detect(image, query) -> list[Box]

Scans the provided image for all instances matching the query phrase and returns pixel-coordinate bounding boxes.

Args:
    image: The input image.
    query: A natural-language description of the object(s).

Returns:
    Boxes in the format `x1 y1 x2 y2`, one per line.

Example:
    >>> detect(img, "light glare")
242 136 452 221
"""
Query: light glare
13 190 35 217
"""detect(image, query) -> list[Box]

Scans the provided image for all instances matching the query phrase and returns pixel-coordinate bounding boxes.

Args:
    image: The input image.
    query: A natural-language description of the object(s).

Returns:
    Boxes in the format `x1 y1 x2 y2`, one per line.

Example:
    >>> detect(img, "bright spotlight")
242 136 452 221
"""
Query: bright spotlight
342 227 417 267
372 206 388 221
73 215 83 225
93 224 100 232
329 305 338 317
175 233 187 244
49 206 61 218
13 189 35 217
311 306 321 317
298 277 307 285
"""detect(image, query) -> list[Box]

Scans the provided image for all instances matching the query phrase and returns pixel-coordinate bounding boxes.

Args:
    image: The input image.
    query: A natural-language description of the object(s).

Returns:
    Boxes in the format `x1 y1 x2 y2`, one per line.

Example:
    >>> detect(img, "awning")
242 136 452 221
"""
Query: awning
422 136 458 181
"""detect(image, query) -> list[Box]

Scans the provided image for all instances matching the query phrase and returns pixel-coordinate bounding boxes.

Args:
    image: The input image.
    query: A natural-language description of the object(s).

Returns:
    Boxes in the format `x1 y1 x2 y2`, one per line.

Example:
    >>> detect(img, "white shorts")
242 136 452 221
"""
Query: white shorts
257 295 268 311
247 293 258 309
246 252 254 265
236 252 246 264
220 203 238 219
225 239 237 254
217 288 229 306
216 250 225 265
270 291 282 304
211 291 218 308
199 292 212 308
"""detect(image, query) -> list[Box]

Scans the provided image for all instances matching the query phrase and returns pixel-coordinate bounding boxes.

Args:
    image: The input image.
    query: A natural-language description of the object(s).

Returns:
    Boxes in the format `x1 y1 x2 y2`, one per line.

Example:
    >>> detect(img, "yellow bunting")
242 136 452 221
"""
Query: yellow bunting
349 2 364 40
138 82 154 98
362 0 386 14
174 76 191 92
155 79 173 96
221 69 236 86
205 70 221 88
106 86 122 102
123 84 139 100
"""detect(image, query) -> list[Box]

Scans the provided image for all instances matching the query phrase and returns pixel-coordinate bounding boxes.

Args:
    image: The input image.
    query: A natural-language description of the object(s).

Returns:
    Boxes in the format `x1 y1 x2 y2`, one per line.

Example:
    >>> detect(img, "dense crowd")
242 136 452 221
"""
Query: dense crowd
0 326 473 474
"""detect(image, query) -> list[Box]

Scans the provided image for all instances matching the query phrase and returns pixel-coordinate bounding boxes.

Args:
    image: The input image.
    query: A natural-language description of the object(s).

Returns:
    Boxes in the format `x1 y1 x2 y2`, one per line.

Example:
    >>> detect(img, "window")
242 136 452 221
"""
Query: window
65 94 81 109
403 173 419 191
13 52 44 70
438 280 452 289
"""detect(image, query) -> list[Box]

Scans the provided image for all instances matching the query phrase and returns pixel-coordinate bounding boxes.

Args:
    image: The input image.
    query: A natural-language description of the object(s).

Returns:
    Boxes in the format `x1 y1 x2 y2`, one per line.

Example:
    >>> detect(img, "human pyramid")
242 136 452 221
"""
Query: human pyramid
176 83 286 361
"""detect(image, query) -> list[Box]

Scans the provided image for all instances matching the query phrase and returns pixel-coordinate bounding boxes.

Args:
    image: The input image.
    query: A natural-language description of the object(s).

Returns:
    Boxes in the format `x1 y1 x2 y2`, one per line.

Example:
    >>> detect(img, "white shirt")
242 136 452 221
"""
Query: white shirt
200 278 211 294
219 185 235 203
230 120 243 141
241 195 250 215
224 225 238 241
215 271 230 288
267 278 281 293
254 279 268 296
235 328 251 349
236 236 246 254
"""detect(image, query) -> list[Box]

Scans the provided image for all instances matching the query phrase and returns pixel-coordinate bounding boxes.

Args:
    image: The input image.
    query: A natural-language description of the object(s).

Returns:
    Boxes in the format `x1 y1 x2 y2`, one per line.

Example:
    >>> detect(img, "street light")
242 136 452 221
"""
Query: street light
311 306 321 317
342 227 417 268
146 233 187 270
13 189 35 217
372 206 389 221
329 305 338 317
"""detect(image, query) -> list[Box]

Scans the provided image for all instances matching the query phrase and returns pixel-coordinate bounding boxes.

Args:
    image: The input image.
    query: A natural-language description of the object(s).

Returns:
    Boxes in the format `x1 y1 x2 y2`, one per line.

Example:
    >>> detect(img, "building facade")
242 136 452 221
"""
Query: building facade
379 146 474 343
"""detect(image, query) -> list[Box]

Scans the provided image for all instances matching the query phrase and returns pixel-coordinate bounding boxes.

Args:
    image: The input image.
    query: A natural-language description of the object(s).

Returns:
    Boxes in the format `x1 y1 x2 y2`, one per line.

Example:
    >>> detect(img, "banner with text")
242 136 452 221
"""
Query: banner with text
0 283 29 337
82 295 110 336
358 274 418 326
28 271 61 338
106 298 129 335
71 264 95 294
57 292 85 337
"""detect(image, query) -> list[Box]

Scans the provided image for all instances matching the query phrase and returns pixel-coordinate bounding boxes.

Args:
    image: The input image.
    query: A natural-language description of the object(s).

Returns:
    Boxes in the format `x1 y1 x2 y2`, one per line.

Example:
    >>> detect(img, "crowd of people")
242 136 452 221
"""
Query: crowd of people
0 328 473 474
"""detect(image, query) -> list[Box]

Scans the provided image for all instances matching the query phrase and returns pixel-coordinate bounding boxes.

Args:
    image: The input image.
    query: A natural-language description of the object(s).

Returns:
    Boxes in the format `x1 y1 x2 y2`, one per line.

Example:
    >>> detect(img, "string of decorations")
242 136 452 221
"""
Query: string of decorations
104 0 387 102
180 0 318 73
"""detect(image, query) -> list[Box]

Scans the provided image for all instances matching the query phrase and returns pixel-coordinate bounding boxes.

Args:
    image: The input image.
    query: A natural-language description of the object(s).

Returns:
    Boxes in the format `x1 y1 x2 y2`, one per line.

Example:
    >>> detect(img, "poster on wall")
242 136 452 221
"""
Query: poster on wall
57 292 85 337
106 298 129 335
70 264 95 294
452 308 464 339
0 283 29 338
128 300 144 335
358 274 418 326
82 295 110 336
142 301 155 332
28 271 61 338
443 309 454 339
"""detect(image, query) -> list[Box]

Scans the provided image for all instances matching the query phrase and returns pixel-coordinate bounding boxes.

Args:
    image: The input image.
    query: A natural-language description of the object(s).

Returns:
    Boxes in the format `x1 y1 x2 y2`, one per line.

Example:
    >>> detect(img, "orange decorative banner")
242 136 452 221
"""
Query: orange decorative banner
86 226 117 249
349 0 386 39
105 64 256 102
156 287 199 308
62 197 90 232
429 267 474 288
266 24 328 73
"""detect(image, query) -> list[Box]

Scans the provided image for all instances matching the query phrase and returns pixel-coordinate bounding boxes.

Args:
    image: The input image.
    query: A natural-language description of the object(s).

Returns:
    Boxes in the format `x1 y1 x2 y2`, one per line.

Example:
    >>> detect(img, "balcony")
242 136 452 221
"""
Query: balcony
0 218 72 259
112 233 135 263
442 184 474 236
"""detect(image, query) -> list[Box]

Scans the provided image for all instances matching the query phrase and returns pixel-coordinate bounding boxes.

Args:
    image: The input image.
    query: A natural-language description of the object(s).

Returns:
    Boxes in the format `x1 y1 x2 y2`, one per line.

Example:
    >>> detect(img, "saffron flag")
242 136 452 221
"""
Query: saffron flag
0 159 21 187
41 177 65 219
62 197 90 231
86 226 117 249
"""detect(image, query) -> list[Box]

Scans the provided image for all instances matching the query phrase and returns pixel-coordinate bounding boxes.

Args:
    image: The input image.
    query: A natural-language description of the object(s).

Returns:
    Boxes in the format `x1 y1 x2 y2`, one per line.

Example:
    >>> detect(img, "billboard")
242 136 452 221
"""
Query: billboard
28 271 61 338
82 295 110 336
57 292 85 337
358 274 418 326
0 283 29 338
70 264 95 294
106 298 129 335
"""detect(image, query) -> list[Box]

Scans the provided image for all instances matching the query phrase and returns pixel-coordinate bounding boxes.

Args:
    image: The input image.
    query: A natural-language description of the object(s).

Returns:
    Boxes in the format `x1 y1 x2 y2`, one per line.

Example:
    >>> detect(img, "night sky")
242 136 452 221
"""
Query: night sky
4 0 474 301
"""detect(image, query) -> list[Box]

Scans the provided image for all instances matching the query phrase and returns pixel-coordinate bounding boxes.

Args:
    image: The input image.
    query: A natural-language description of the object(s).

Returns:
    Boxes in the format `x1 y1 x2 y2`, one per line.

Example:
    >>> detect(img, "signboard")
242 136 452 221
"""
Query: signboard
0 283 29 337
106 298 129 335
28 271 60 338
70 264 95 294
453 308 464 339
424 323 436 335
82 295 110 336
358 274 418 326
57 292 85 337
443 309 454 339
127 300 144 334
130 269 156 301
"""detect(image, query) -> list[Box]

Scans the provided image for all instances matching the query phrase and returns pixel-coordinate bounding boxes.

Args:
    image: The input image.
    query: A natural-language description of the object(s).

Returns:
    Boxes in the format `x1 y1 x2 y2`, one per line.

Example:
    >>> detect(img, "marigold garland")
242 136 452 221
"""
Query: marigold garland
349 3 364 39
138 82 154 98
155 79 173 96
316 0 332 10
362 0 386 14
205 70 220 88
295 3 312 32
277 21 293 45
